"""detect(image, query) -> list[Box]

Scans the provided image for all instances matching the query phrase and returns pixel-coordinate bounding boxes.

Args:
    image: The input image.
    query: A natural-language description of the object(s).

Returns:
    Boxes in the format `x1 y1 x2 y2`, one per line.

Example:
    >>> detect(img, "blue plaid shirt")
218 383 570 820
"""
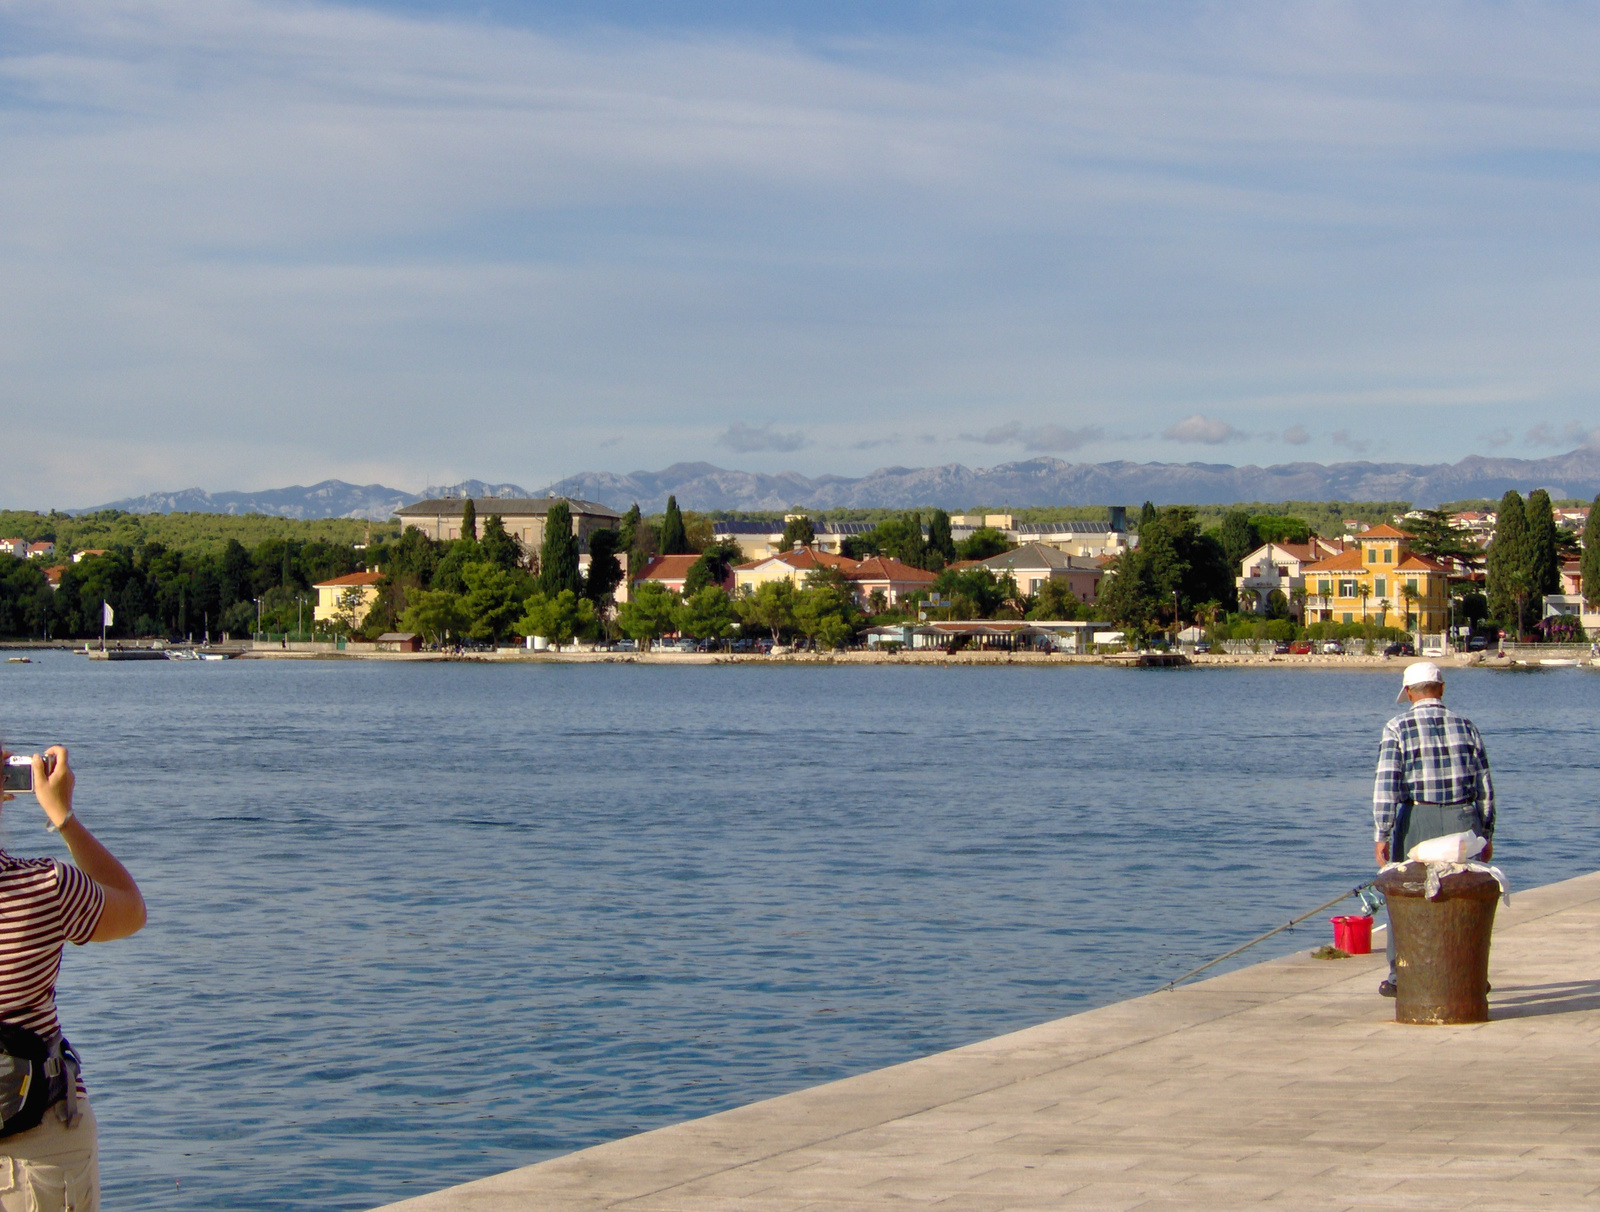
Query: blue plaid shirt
1373 699 1495 842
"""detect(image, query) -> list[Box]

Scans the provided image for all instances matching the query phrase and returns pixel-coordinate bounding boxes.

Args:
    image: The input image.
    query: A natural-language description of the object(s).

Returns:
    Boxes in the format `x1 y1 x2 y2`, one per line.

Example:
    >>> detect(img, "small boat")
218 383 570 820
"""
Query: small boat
196 652 232 661
165 650 199 661
1539 658 1581 667
6 657 30 664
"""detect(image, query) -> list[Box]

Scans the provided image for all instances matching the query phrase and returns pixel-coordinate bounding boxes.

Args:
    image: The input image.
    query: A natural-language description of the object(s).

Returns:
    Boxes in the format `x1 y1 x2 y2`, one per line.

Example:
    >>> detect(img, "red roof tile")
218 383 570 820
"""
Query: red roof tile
314 571 384 588
1360 524 1409 539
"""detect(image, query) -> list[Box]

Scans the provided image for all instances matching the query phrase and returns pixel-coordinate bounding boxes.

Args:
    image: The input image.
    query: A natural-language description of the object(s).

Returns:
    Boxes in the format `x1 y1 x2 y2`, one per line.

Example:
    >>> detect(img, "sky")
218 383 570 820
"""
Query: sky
3 0 1600 507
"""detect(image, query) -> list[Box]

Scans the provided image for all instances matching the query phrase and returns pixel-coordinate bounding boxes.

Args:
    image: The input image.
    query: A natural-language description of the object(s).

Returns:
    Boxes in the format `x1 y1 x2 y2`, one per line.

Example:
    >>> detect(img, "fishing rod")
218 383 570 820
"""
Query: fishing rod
1158 879 1382 992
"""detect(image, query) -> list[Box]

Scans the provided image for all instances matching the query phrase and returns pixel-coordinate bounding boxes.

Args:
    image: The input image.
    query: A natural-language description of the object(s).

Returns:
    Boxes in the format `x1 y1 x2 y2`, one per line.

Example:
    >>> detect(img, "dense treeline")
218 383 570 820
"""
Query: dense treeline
1485 489 1591 640
0 536 363 639
0 509 392 555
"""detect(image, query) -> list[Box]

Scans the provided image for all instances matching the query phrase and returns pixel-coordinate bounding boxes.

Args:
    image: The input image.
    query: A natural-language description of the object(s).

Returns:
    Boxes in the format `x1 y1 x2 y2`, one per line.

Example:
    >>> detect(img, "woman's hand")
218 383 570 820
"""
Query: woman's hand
31 746 73 830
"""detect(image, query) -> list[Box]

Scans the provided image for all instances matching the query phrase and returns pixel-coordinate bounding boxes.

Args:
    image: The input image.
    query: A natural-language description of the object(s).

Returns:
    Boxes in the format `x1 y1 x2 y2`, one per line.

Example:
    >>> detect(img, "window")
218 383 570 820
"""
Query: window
1343 613 1353 623
1318 579 1331 596
1375 577 1387 598
1339 579 1359 597
1384 548 1394 564
1407 578 1418 594
1367 548 1378 564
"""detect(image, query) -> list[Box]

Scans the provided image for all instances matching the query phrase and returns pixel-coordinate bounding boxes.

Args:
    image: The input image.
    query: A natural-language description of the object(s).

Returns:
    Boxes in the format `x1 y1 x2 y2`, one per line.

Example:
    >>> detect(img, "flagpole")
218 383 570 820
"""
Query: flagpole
100 600 106 651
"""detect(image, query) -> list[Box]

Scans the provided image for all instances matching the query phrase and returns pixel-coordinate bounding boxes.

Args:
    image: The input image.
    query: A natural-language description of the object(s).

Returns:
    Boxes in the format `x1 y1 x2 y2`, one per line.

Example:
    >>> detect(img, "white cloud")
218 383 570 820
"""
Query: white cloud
1525 421 1600 448
959 421 1103 453
3 2 1600 501
1281 424 1311 445
717 421 806 453
1163 415 1242 445
1329 429 1372 456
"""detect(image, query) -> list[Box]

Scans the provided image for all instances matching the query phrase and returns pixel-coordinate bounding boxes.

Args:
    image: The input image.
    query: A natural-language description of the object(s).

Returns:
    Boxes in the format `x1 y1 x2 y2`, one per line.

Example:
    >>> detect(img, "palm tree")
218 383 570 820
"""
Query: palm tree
1290 584 1309 626
1376 598 1390 628
1398 581 1419 633
1357 581 1372 621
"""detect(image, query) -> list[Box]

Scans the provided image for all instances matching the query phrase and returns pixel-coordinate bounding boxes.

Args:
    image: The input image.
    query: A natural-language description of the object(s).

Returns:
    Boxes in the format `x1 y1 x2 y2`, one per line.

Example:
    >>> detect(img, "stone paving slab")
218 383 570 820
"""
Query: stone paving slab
374 870 1600 1211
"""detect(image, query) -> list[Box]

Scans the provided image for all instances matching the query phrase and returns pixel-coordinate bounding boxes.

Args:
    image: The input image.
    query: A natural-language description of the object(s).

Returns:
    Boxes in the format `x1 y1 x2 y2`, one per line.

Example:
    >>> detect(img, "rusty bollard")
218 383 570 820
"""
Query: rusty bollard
1377 862 1500 1024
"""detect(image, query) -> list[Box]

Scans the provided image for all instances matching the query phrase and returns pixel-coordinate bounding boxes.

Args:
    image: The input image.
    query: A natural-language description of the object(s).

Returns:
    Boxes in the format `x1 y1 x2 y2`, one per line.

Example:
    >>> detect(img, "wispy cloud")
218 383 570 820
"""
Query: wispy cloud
717 421 806 454
1329 429 1371 456
1281 425 1310 446
959 421 1103 453
1163 415 1242 445
1525 421 1599 448
1484 428 1515 448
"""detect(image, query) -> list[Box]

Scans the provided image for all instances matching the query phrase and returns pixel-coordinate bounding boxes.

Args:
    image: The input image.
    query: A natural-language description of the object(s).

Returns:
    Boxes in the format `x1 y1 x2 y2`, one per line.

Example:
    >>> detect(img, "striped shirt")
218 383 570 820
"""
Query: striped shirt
0 852 105 1091
1373 699 1496 843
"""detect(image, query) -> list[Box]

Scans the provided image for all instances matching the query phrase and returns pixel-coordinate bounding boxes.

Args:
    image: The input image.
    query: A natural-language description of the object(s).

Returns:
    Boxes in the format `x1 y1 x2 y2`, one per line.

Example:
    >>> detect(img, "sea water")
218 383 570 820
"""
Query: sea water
1 653 1594 1209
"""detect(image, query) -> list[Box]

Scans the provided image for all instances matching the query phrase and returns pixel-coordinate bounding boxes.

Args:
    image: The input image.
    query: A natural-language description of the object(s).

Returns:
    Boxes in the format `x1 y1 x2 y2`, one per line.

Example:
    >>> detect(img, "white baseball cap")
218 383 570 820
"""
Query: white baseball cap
1397 660 1445 702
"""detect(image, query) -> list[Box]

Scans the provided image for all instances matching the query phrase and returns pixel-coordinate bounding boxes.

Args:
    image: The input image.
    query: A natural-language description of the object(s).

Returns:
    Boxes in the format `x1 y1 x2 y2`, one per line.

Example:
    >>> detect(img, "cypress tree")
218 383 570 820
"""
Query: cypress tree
659 496 690 555
1524 489 1560 595
461 498 477 542
1486 490 1530 633
926 509 955 566
619 504 642 554
539 501 582 597
1582 494 1600 608
583 529 624 603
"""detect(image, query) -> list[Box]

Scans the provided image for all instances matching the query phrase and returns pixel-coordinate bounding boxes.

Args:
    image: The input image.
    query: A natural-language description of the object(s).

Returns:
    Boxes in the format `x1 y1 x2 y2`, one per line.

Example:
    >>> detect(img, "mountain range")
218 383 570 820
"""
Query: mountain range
77 448 1600 519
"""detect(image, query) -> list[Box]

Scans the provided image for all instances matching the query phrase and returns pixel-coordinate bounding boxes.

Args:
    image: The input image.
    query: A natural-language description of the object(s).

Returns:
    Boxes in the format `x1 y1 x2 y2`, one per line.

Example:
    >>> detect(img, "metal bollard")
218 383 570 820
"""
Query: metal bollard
1377 863 1500 1024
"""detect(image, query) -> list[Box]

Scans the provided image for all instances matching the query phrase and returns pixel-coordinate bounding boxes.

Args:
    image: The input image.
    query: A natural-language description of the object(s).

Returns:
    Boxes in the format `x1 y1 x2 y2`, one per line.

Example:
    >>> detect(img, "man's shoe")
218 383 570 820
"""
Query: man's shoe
1378 979 1397 998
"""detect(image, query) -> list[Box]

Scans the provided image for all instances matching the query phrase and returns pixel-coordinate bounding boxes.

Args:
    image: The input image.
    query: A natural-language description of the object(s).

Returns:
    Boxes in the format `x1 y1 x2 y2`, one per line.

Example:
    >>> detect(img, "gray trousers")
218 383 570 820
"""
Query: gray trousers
1386 801 1487 978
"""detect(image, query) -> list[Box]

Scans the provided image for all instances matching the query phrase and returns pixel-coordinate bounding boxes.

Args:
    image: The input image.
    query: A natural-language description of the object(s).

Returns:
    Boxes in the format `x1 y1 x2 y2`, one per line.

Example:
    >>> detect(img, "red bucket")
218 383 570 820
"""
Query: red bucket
1330 915 1373 954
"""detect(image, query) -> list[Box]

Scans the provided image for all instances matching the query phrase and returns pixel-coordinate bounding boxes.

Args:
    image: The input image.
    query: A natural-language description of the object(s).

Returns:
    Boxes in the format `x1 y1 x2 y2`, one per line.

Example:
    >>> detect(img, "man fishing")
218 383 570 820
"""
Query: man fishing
1372 660 1495 998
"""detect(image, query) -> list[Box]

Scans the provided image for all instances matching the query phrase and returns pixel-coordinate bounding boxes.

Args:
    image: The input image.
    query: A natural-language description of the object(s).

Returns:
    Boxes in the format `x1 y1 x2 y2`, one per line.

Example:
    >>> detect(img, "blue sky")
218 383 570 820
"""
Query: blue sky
2 0 1599 506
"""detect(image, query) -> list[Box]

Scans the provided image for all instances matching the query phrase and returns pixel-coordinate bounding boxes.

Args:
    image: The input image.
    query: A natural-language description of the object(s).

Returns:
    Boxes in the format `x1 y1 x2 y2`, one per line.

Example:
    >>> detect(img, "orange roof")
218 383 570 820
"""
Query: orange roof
848 556 936 584
1303 548 1366 572
314 571 384 588
638 554 700 582
738 547 860 574
1360 524 1408 539
1396 555 1449 572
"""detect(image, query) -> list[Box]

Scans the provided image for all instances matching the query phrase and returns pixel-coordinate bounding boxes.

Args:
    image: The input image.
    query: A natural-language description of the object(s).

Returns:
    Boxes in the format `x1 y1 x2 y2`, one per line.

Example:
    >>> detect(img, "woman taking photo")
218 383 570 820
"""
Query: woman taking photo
0 746 145 1211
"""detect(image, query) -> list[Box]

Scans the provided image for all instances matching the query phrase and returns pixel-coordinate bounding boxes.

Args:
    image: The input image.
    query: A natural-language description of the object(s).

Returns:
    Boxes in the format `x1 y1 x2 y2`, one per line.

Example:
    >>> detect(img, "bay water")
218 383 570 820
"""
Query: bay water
2 652 1595 1209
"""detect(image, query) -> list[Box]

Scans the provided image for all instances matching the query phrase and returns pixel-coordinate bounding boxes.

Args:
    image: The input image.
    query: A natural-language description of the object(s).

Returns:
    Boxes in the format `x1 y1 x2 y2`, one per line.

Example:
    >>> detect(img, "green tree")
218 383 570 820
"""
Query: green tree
617 580 678 649
1582 494 1600 607
682 540 743 596
1525 489 1560 598
583 529 624 604
871 513 928 568
461 562 536 643
1399 509 1480 571
932 566 1010 618
736 579 798 641
659 496 691 555
539 501 583 598
954 527 1012 560
517 589 597 650
674 586 737 643
479 515 523 571
1249 515 1310 545
793 573 860 648
461 498 477 541
399 588 466 645
618 503 642 552
1026 580 1084 620
1487 491 1531 633
779 514 816 550
1219 510 1261 571
926 509 955 568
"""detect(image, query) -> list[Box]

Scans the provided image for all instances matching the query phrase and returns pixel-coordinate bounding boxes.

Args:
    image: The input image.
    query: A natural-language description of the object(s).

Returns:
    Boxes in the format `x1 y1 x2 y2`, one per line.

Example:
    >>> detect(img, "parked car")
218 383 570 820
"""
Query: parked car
1289 640 1314 654
613 639 638 652
1272 641 1291 654
1383 640 1416 658
1321 640 1344 654
1467 635 1490 651
1192 641 1211 654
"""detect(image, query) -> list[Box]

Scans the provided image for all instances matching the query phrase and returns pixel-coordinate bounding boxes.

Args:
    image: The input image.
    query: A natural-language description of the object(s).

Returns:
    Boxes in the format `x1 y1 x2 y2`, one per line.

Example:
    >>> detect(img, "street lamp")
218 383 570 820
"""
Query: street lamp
254 597 262 640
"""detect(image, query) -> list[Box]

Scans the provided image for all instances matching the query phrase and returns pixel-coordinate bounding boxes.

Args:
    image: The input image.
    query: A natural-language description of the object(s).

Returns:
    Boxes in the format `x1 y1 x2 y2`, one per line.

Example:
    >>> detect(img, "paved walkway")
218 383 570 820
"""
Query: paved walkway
375 870 1600 1211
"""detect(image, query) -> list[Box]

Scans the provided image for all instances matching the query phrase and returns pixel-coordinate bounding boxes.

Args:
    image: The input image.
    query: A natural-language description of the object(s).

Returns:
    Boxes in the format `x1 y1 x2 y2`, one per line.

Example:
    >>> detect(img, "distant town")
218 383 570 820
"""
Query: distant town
0 489 1593 658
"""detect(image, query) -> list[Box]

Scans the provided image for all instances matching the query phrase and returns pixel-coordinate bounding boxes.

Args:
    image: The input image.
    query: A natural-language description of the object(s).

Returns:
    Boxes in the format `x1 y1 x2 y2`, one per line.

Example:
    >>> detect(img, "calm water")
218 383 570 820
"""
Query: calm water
0 653 1595 1209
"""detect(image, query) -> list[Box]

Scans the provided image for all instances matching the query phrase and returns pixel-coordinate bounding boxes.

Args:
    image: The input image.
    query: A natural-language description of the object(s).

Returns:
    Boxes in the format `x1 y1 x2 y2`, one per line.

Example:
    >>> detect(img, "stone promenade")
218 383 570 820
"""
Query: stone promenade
375 870 1600 1211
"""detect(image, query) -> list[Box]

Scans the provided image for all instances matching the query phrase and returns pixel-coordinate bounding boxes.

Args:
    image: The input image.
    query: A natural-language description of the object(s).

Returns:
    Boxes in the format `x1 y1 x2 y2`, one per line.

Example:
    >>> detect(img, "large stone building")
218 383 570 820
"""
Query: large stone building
395 497 621 551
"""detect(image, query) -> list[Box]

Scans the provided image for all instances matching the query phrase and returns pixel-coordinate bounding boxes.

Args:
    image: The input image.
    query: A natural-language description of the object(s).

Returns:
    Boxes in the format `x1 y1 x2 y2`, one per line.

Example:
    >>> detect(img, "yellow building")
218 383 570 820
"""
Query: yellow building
313 571 384 624
1302 525 1449 632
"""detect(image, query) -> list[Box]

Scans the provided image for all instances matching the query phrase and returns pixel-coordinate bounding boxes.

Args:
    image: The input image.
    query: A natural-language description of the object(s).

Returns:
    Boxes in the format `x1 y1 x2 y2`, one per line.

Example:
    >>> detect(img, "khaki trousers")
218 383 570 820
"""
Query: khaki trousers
0 1097 98 1212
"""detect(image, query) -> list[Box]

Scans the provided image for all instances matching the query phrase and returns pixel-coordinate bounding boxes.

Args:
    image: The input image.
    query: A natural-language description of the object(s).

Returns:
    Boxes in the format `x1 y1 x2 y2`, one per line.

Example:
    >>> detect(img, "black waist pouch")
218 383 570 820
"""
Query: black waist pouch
0 1023 76 1138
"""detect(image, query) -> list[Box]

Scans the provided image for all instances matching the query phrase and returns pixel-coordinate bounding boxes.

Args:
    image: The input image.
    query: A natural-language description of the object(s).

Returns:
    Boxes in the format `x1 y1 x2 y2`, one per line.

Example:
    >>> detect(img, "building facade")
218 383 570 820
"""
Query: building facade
1235 538 1346 615
970 542 1103 603
395 497 621 553
313 571 384 624
1301 525 1450 633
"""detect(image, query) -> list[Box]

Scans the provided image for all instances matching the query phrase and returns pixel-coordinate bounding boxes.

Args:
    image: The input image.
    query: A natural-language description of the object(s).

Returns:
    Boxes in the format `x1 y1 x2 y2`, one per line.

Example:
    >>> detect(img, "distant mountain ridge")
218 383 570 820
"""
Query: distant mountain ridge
73 449 1600 519
537 449 1600 512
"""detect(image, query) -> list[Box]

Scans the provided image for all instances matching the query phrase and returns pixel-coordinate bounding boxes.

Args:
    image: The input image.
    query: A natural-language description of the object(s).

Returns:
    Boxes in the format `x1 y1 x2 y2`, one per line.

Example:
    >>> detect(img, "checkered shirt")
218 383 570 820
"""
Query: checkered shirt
1372 699 1494 842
